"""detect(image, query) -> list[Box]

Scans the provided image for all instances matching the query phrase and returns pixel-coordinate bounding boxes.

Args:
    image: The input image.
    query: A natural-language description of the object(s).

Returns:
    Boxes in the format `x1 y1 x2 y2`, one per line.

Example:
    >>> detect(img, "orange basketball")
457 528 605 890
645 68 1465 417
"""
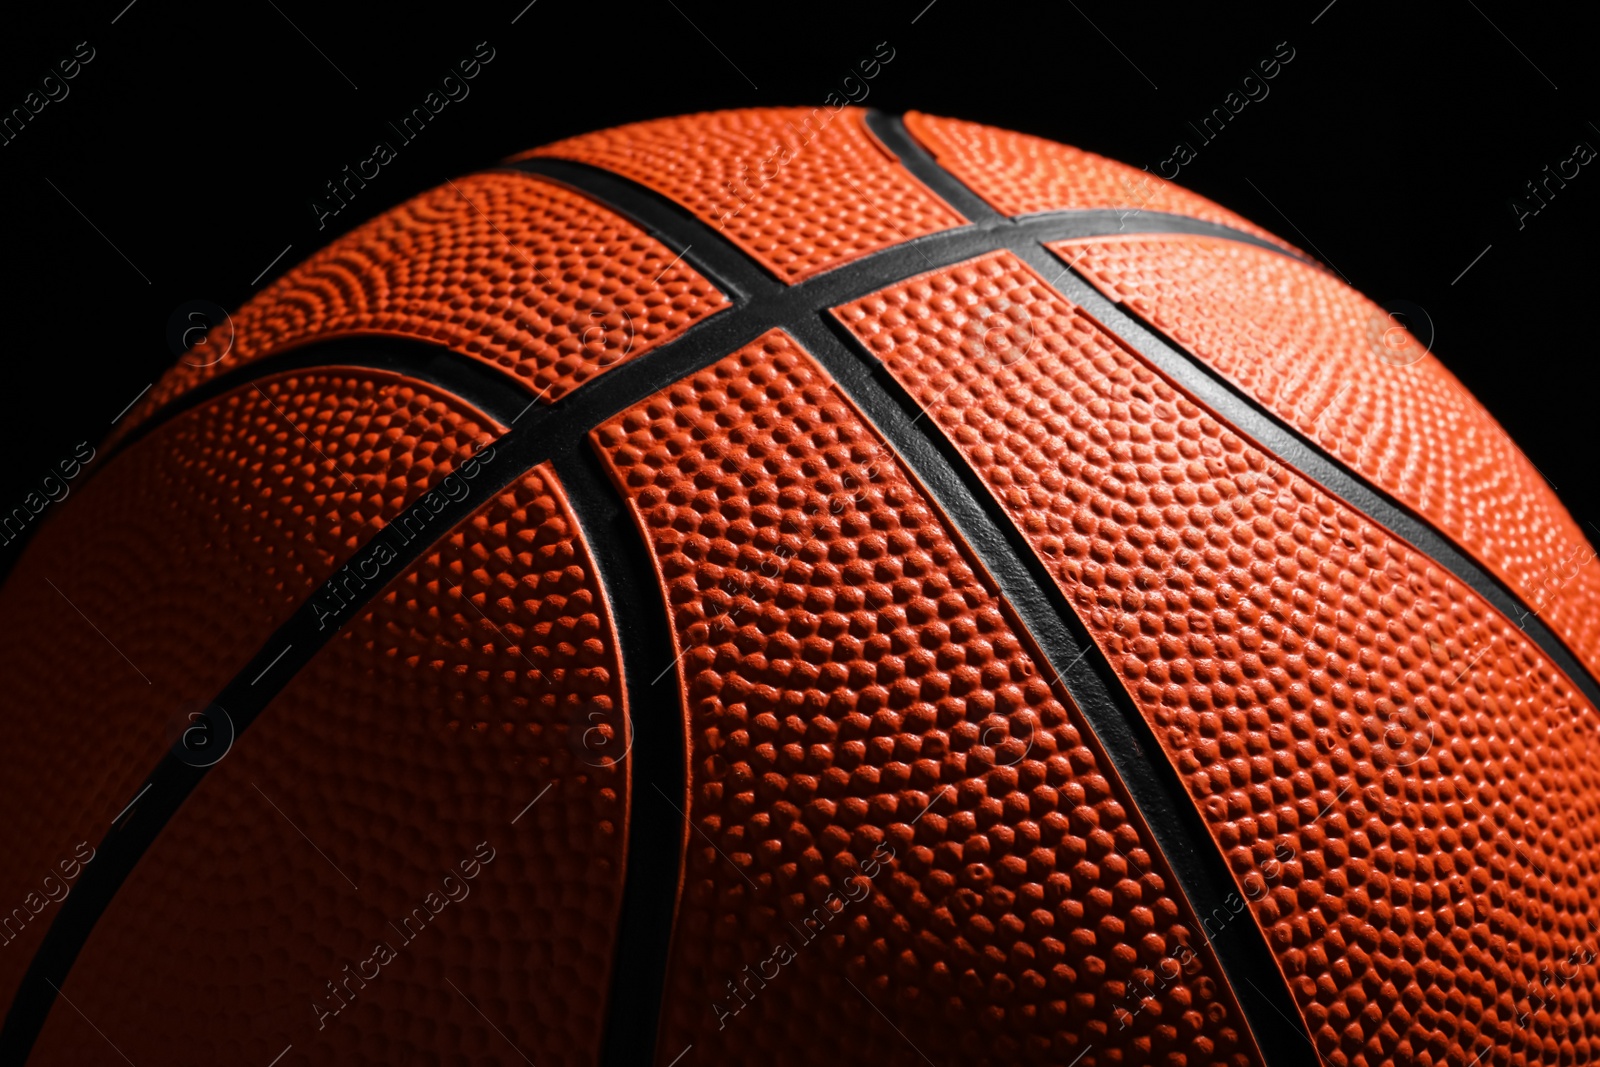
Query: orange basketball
3 108 1597 1067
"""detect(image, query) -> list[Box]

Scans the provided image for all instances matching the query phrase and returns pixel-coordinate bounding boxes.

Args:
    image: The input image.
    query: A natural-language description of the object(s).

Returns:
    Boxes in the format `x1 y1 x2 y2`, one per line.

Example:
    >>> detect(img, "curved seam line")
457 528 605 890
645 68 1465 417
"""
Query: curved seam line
87 339 536 481
546 443 690 1067
0 196 1303 1058
513 154 1309 272
0 390 537 1062
0 217 1087 1061
866 108 1320 270
3 116 1329 1064
110 200 1308 465
12 114 1536 1064
536 127 1600 1062
516 125 1315 1063
1029 244 1600 708
788 314 1308 1065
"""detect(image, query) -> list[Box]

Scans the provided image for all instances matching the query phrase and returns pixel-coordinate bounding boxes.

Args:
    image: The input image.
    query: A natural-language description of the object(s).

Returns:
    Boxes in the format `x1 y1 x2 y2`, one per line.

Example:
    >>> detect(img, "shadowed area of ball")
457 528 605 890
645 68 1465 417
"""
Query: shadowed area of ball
3 107 1597 1067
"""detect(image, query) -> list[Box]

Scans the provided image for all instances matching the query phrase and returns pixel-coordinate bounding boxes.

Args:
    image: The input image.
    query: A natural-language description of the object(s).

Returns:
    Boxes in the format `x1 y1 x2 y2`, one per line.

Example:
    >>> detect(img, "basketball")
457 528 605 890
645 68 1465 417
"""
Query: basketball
3 106 1597 1067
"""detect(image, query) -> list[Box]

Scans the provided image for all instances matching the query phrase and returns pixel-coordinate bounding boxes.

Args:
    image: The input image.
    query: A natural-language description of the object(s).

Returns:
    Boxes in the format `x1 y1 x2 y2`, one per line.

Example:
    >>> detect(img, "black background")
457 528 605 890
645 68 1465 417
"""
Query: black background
2 0 1595 575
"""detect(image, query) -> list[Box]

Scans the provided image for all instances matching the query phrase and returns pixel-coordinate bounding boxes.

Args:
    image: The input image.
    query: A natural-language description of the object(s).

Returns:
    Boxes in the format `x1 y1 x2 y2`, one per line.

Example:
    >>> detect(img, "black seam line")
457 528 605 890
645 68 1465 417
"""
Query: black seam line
90 337 540 479
60 202 1310 514
0 217 1172 1064
547 442 686 1067
0 403 546 1063
862 109 1006 224
508 156 1306 282
91 164 1307 482
1022 241 1600 711
0 359 703 1063
3 153 1338 1062
524 119 1600 1062
791 314 1313 1067
512 117 1313 1061
505 157 780 298
865 108 1324 272
4 344 518 594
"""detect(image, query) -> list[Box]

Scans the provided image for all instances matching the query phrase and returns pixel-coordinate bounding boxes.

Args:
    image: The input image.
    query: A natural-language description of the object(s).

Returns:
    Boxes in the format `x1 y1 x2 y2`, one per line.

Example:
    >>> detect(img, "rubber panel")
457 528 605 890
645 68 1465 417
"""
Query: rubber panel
24 464 627 1067
902 112 1292 251
0 370 501 1021
1053 233 1600 685
591 330 1262 1067
526 108 968 283
117 171 729 436
834 250 1600 1066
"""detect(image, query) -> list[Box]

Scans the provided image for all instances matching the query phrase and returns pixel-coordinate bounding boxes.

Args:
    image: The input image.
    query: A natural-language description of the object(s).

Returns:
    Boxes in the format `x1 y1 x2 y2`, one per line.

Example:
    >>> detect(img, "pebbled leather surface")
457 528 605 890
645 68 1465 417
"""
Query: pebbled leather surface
1052 233 1600 686
903 112 1292 251
592 329 1261 1067
835 249 1600 1066
118 171 728 437
529 108 967 283
24 464 627 1067
12 106 1594 1067
0 370 501 1025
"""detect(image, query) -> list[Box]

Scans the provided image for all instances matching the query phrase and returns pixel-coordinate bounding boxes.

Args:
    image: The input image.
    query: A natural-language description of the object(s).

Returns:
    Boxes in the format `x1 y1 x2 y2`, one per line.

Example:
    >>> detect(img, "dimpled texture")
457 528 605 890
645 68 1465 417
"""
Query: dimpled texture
834 250 1600 1066
26 464 627 1067
591 330 1261 1067
902 112 1290 250
119 171 727 436
1052 234 1600 683
529 108 967 283
0 369 498 1019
